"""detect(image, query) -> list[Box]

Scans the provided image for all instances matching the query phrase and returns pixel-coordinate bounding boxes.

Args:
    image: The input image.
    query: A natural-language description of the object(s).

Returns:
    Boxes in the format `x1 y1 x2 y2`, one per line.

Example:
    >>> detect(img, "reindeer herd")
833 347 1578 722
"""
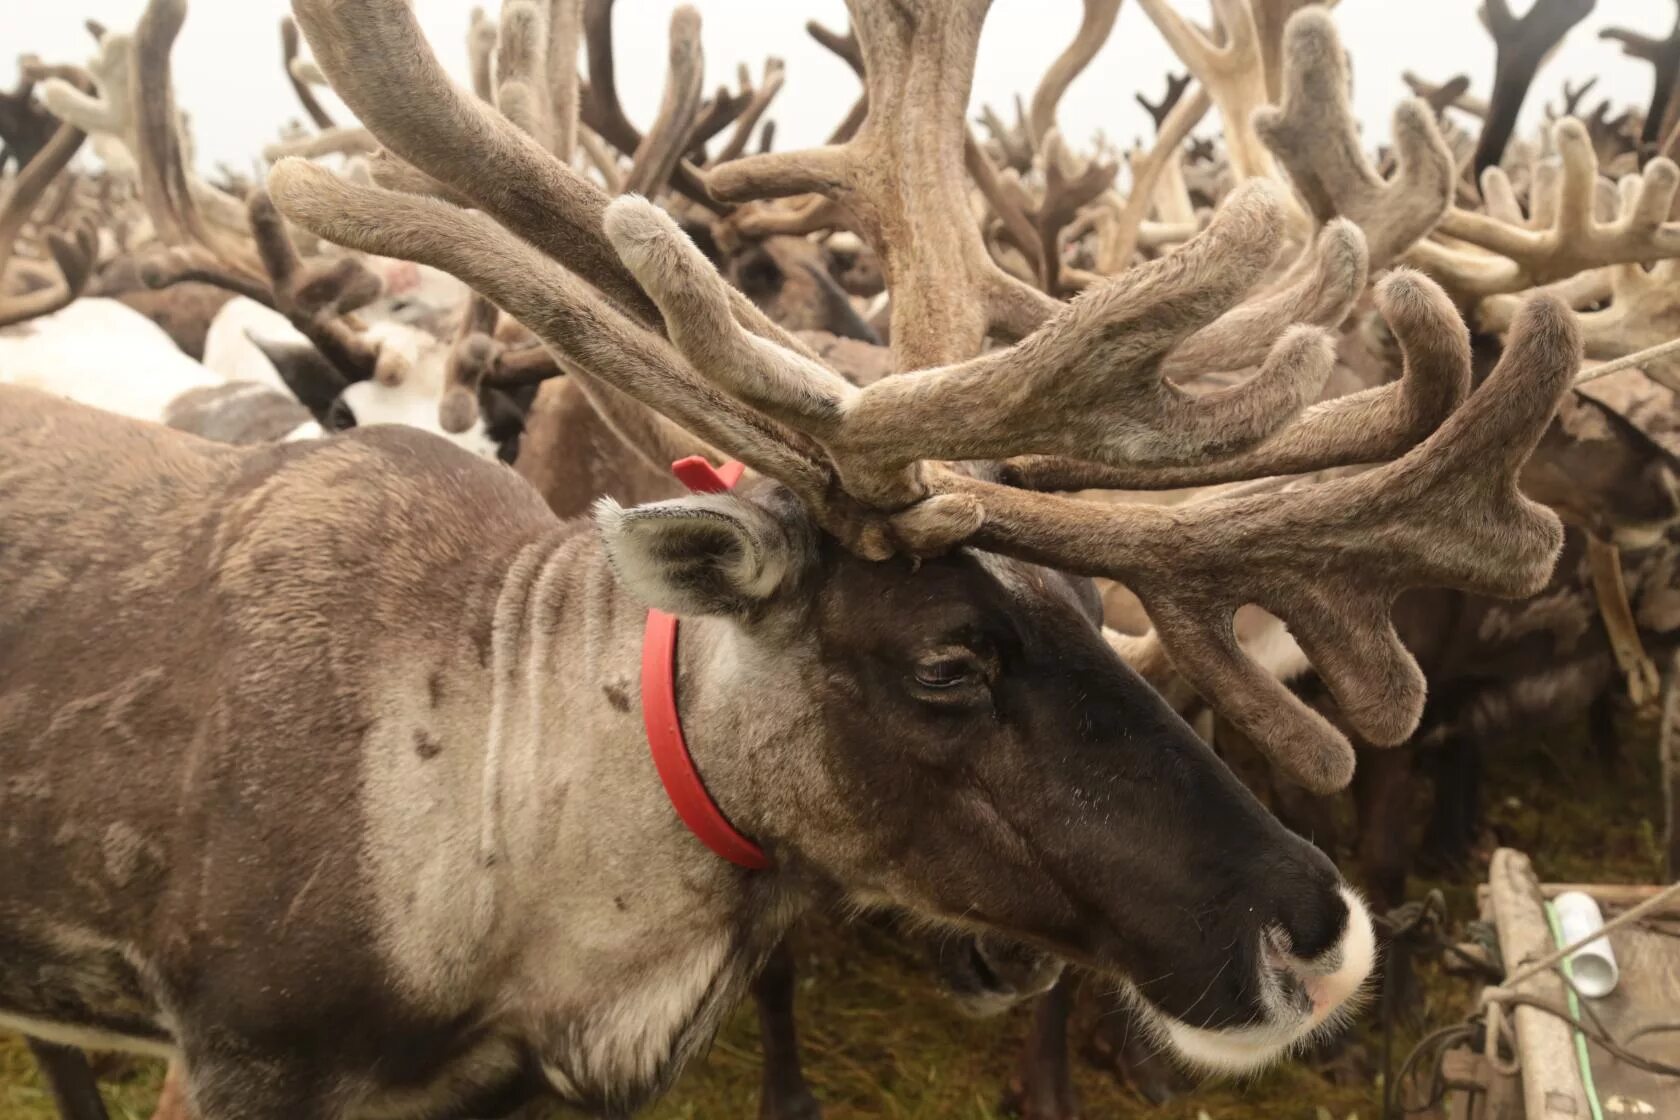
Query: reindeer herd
1 1 1679 1118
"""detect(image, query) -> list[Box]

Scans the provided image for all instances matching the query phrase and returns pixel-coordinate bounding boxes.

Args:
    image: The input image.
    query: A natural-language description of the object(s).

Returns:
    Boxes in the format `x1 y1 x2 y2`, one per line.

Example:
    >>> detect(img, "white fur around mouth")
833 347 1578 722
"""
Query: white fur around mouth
1128 887 1377 1074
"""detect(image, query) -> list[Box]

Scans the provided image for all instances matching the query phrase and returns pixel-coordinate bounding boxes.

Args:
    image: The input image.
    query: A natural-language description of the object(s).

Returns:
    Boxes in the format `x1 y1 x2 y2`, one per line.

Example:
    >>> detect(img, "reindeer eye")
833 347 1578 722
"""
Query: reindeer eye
913 655 982 691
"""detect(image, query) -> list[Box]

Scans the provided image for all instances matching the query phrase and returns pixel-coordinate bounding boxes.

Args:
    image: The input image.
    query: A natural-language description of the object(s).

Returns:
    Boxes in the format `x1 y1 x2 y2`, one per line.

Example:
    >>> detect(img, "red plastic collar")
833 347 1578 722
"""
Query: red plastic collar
640 457 769 870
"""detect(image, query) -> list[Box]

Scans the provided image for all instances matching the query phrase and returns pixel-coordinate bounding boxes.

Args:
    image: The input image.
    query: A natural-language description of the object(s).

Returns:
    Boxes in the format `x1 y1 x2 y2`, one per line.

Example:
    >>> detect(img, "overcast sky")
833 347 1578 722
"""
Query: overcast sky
5 1 1667 176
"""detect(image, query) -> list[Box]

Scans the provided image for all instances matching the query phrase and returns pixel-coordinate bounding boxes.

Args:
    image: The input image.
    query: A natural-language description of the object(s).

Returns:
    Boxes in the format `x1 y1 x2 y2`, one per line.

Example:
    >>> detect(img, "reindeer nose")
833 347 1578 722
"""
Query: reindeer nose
1262 844 1349 963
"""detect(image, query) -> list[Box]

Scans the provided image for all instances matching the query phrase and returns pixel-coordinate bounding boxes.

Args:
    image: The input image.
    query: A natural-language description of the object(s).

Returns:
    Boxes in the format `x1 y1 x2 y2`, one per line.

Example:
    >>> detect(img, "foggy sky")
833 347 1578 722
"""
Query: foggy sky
5 1 1665 178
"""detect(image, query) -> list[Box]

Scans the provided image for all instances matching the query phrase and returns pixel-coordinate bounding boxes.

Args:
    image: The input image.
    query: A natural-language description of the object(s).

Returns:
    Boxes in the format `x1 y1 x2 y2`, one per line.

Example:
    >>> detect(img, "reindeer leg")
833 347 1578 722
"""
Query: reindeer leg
1588 690 1621 775
1354 746 1415 911
26 1040 110 1120
1084 987 1180 1106
1421 736 1480 875
752 939 820 1120
1003 975 1078 1120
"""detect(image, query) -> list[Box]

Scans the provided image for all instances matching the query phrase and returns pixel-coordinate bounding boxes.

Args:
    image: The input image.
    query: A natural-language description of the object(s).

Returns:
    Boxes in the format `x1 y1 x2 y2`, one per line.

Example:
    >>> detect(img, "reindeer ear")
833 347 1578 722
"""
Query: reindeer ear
595 493 800 618
245 330 349 424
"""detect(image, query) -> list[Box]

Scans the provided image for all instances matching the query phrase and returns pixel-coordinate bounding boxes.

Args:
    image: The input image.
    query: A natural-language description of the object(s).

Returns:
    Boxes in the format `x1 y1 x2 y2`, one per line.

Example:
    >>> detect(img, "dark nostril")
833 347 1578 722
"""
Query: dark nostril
1278 884 1348 962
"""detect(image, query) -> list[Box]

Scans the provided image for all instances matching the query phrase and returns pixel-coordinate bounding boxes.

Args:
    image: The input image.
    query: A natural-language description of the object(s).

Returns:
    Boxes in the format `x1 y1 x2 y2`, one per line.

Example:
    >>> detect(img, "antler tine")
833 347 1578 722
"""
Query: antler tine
1094 83 1211 272
578 125 623 191
1026 0 1121 149
1006 264 1476 491
548 0 582 160
1135 71 1192 133
132 0 200 246
468 7 498 102
707 0 1060 367
497 1 555 150
709 58 784 167
1473 0 1595 178
262 127 379 162
1412 119 1680 295
580 0 636 153
1135 0 1279 184
289 0 809 358
977 129 1118 295
1551 75 1597 120
0 115 94 327
1250 0 1336 102
1402 71 1488 119
280 16 336 129
1253 8 1455 269
0 220 99 328
608 181 1335 508
959 294 1576 792
622 6 704 197
245 189 394 384
1600 2 1680 151
134 243 278 306
440 295 502 433
269 160 838 516
803 21 867 146
1161 217 1367 376
577 0 715 211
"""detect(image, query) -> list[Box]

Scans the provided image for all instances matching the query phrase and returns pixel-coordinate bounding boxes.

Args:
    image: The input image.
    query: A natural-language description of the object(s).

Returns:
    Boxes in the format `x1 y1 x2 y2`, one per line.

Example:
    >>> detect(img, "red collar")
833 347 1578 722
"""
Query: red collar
640 456 771 871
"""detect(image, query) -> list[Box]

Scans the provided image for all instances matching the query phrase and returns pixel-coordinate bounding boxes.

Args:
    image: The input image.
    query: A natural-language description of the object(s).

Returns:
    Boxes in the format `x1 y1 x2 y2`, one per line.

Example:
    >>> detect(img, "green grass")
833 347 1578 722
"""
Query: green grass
3 708 1665 1119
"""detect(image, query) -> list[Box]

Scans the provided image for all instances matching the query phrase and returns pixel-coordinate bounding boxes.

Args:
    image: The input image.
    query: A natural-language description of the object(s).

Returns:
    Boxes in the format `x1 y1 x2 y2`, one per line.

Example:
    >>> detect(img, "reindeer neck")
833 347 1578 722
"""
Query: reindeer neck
428 524 803 1107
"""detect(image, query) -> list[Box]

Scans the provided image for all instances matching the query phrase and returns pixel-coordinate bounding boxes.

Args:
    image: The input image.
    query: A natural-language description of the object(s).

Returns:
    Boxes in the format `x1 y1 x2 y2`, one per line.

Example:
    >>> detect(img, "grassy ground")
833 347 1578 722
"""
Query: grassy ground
2 710 1666 1119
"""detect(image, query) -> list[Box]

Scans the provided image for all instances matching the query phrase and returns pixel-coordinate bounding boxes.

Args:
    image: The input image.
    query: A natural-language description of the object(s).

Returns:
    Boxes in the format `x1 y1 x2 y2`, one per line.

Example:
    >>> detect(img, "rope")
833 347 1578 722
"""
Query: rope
1501 880 1680 991
1387 882 1680 1117
1575 337 1680 386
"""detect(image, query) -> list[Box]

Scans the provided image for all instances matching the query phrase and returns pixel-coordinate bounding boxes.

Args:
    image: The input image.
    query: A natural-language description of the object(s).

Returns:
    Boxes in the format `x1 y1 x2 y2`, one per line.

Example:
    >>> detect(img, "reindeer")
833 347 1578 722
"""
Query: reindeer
0 3 1592 1120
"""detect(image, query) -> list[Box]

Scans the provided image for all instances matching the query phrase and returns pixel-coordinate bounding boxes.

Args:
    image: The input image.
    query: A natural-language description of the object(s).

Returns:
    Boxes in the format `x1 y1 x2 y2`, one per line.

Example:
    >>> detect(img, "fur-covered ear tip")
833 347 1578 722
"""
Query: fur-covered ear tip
591 496 629 534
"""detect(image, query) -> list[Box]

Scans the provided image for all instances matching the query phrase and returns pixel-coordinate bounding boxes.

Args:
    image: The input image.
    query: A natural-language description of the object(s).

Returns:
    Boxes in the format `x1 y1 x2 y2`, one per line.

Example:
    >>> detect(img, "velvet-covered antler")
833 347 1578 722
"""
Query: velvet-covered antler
1473 0 1595 177
0 106 98 327
1254 8 1456 269
279 0 1576 795
1135 0 1277 183
281 15 336 129
1410 119 1680 296
1026 0 1122 149
706 0 1060 366
1600 1 1680 152
1403 72 1489 119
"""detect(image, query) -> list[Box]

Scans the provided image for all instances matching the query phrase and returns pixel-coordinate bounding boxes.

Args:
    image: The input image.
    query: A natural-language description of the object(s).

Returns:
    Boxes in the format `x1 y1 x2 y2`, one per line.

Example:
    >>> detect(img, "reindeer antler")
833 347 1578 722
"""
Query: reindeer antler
280 0 1576 794
707 0 1060 366
1135 0 1277 184
1403 72 1488 119
0 103 99 327
1480 164 1680 382
1136 72 1192 134
1254 8 1455 269
281 15 336 129
1600 1 1680 152
1411 119 1680 296
1473 0 1595 177
1027 0 1121 148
